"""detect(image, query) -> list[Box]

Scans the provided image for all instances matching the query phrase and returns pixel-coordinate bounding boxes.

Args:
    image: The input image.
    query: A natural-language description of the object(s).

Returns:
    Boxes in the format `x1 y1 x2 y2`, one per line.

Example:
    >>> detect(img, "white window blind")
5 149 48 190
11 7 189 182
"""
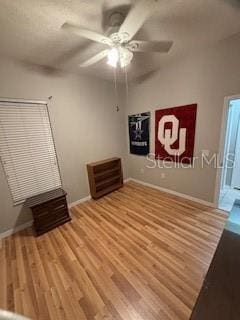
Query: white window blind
0 100 62 204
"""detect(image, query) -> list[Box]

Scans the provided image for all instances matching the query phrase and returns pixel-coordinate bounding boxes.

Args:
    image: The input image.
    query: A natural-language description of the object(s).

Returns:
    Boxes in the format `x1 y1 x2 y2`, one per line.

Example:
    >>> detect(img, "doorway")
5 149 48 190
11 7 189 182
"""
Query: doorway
219 97 240 211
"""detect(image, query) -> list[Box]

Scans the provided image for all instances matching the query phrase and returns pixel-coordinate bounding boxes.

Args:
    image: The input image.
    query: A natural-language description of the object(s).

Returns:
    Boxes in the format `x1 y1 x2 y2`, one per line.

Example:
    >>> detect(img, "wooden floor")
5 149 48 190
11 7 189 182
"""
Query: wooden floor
0 182 227 320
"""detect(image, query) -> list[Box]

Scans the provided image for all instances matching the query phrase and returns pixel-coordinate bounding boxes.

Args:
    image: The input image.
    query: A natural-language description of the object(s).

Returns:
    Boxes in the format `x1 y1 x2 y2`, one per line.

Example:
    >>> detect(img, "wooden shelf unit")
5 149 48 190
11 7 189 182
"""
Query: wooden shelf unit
87 157 123 199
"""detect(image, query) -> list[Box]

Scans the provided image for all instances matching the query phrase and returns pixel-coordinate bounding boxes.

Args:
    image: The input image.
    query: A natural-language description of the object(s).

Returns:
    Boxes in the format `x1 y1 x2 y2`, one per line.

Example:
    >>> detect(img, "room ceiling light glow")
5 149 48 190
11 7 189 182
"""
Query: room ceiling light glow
107 48 119 67
107 47 133 68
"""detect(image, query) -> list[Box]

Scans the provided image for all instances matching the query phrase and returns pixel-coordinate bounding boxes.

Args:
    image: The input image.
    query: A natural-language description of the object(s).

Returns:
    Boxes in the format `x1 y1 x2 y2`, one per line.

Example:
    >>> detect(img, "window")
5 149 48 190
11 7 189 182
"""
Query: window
0 99 62 204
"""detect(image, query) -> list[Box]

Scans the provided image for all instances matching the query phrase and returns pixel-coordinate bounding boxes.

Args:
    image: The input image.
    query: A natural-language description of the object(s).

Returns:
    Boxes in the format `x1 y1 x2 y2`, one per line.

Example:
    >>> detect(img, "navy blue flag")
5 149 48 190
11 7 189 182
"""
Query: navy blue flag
128 112 150 155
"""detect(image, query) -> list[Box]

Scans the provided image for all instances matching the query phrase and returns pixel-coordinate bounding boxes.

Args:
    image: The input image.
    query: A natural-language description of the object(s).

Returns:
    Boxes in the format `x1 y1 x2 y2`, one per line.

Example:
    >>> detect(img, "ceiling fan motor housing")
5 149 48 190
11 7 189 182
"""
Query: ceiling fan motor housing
109 11 125 27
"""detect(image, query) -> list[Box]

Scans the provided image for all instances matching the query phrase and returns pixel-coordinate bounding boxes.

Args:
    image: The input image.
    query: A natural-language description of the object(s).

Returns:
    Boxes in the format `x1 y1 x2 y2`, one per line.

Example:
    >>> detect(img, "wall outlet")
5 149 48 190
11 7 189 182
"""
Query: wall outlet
161 173 165 179
140 168 145 174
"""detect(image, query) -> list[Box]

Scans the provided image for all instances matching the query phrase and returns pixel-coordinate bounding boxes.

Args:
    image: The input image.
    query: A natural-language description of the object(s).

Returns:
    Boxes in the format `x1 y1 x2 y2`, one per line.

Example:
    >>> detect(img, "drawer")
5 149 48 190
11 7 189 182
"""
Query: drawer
49 196 66 209
34 215 71 235
32 202 48 217
50 200 67 213
34 208 68 226
32 196 67 218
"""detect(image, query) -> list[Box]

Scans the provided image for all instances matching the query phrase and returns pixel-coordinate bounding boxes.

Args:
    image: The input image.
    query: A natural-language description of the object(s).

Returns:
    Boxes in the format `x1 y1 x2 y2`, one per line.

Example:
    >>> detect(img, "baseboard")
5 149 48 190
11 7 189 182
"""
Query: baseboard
68 195 91 208
68 180 132 207
69 180 133 207
0 220 33 240
127 178 215 208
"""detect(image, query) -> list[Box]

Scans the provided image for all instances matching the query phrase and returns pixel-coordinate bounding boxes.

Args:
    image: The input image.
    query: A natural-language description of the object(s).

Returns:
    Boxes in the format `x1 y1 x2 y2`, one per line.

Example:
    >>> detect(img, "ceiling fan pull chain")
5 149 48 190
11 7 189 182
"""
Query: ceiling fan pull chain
113 67 119 112
124 66 129 109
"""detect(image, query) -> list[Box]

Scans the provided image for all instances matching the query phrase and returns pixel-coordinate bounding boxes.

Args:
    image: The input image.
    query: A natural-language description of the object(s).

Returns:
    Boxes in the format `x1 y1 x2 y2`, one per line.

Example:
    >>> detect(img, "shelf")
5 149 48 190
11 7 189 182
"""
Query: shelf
95 167 120 179
96 174 121 188
94 182 123 199
87 157 123 199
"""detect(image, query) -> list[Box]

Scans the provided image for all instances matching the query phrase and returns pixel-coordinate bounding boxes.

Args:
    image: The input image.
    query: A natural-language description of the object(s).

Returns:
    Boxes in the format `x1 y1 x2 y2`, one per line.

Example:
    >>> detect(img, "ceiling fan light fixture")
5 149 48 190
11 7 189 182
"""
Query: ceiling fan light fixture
119 47 133 68
107 48 119 67
107 47 133 68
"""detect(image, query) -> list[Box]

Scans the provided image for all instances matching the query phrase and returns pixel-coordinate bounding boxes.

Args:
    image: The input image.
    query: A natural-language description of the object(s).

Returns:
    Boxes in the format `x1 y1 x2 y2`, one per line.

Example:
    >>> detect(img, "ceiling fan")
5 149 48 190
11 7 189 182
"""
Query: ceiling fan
62 0 173 69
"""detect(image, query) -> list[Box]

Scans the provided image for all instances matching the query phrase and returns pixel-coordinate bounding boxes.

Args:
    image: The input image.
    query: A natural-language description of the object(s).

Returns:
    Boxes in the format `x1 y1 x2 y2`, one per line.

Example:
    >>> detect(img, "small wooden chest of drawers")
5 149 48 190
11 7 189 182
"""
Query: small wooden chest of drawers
25 188 71 236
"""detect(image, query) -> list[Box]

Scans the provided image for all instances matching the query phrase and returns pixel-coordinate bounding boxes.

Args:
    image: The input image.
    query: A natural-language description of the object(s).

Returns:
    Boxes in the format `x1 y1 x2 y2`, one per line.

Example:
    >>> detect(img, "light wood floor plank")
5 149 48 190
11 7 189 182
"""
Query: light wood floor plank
0 182 227 319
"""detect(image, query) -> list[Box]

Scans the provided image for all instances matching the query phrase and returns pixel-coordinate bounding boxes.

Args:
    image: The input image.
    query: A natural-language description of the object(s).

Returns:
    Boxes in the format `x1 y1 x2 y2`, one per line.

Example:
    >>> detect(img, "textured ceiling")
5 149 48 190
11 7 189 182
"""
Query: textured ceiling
0 0 240 82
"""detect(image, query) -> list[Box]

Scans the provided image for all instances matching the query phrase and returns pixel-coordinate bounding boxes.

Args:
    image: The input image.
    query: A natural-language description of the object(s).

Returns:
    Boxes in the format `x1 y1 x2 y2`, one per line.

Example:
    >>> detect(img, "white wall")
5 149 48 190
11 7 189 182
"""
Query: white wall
0 57 127 234
125 34 240 203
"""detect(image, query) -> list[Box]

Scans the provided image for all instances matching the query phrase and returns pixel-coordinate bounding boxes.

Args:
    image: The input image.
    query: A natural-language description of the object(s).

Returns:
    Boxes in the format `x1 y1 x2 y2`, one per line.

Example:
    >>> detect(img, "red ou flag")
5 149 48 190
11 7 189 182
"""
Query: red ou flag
155 104 197 164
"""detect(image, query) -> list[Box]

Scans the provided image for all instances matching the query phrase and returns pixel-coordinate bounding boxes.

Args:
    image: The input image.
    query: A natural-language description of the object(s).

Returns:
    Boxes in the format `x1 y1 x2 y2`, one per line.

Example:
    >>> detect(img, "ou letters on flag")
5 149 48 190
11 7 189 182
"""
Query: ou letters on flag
155 104 197 164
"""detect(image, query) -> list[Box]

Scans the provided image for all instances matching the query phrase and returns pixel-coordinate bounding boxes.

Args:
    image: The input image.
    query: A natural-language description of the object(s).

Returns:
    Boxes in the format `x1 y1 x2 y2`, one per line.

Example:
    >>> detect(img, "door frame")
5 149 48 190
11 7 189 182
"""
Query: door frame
231 114 240 189
214 94 240 207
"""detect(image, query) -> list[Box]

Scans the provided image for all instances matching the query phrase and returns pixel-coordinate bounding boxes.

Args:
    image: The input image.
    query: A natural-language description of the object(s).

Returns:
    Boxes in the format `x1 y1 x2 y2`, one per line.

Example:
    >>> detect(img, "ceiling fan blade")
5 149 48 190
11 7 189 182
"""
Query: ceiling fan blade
62 23 112 46
119 0 158 41
79 49 109 67
127 40 173 53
